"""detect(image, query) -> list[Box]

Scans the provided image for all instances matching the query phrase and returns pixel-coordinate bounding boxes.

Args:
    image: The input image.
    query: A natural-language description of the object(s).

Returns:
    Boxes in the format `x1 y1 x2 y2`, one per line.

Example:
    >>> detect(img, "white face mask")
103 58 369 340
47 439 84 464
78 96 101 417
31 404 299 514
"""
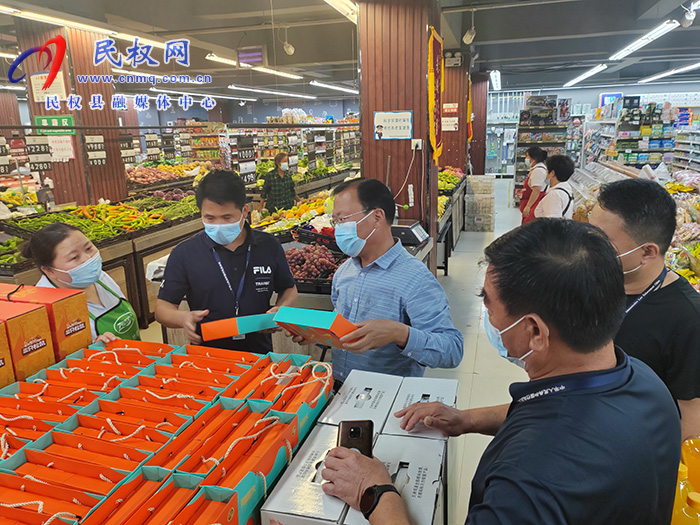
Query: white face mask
617 243 647 275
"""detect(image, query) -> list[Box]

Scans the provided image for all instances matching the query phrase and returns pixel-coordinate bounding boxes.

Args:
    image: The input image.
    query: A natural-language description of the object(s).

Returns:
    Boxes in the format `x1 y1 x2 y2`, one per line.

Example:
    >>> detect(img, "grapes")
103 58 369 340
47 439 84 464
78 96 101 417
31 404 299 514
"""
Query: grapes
286 245 340 280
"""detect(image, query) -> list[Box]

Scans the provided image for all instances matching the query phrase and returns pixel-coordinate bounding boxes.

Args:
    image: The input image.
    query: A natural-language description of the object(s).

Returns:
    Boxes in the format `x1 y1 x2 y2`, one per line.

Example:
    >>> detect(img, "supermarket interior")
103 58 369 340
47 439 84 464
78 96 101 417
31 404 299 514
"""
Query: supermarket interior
0 0 700 524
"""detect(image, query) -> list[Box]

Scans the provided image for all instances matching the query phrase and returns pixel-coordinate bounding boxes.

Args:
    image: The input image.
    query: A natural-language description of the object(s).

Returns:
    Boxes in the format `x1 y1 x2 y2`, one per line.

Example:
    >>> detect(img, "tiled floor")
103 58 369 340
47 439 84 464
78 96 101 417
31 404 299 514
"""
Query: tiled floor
427 179 526 523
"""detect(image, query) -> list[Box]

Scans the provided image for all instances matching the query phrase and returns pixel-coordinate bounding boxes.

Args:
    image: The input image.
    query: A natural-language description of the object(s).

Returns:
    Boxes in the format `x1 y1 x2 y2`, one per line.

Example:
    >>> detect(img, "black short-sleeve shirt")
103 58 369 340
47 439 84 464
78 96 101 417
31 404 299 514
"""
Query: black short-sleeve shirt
614 275 700 401
467 349 680 524
158 224 296 352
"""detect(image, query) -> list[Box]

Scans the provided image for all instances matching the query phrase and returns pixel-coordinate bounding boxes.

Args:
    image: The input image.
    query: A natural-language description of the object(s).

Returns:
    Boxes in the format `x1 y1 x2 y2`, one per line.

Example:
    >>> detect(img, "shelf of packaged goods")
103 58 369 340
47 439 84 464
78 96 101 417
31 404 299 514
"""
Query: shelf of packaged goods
614 148 675 153
191 145 220 149
622 161 664 166
516 141 568 145
190 133 221 137
600 133 615 138
672 161 700 169
676 140 700 147
518 125 568 130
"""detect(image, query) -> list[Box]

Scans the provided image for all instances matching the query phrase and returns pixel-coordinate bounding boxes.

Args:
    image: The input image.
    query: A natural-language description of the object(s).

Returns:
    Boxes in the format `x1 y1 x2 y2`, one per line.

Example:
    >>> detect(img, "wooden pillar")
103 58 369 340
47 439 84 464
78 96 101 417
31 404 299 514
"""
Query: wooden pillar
15 20 128 204
441 59 469 171
358 0 441 273
469 73 488 175
0 92 22 140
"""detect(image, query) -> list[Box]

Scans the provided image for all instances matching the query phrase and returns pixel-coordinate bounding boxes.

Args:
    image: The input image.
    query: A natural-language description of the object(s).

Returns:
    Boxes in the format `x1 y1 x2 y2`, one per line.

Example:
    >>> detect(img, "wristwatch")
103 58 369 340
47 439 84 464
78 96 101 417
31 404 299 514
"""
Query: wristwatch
360 484 400 520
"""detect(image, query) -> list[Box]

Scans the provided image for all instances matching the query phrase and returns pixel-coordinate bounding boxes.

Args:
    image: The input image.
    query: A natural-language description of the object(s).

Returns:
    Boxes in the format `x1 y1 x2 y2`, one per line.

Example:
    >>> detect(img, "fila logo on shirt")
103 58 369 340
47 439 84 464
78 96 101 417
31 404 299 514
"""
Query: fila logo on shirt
253 266 272 275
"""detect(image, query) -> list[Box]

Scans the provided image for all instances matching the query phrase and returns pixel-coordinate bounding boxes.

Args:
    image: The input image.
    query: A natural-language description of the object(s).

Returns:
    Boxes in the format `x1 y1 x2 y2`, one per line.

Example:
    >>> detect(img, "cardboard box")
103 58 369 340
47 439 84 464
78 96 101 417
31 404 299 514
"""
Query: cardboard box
0 284 92 361
0 321 14 388
201 312 277 341
274 307 358 347
319 370 402 435
382 377 459 441
260 424 347 525
343 435 445 525
0 302 55 381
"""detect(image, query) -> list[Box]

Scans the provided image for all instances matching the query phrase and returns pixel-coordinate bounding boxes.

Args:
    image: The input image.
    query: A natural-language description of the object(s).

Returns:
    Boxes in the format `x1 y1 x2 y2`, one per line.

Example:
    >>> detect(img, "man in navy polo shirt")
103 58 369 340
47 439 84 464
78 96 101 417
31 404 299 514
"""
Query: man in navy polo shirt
156 170 297 352
319 219 680 524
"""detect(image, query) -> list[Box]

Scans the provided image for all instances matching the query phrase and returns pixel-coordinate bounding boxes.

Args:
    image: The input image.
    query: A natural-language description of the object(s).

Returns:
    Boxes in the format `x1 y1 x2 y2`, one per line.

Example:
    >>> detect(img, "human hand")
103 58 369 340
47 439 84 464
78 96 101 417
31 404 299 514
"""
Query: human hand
182 309 209 344
394 401 467 437
339 320 409 353
522 206 531 218
95 332 118 344
321 447 393 510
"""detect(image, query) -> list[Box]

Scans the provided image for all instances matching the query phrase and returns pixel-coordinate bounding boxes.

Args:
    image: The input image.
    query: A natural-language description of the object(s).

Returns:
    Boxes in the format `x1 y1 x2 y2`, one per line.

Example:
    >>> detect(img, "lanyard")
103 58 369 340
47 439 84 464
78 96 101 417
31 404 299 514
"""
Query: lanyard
516 366 628 404
624 266 668 316
212 244 251 316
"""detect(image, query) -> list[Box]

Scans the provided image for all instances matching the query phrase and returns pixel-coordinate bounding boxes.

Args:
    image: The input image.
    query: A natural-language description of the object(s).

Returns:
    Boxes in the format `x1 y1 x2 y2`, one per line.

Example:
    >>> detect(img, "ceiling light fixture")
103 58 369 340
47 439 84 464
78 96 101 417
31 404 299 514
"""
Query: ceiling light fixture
309 80 359 94
681 1 699 27
150 87 257 101
463 10 476 45
228 84 317 100
206 53 238 66
0 84 24 90
609 20 680 61
638 61 700 83
563 63 608 87
206 53 301 79
323 0 358 24
282 28 295 56
489 70 501 91
0 5 119 35
0 52 17 59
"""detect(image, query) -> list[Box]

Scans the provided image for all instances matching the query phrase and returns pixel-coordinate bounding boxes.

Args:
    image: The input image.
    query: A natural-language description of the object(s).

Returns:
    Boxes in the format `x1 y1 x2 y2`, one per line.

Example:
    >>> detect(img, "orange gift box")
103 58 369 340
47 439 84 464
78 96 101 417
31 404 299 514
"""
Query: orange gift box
180 345 261 366
84 347 157 367
273 306 359 347
0 418 53 441
153 363 236 388
64 357 141 377
8 381 99 406
8 448 124 495
129 375 220 401
0 302 55 381
121 473 202 525
170 353 250 376
100 339 174 359
221 356 308 401
0 284 92 362
0 322 14 388
176 489 238 525
43 367 127 391
92 398 190 433
110 387 208 418
37 431 148 470
0 396 78 423
66 414 170 453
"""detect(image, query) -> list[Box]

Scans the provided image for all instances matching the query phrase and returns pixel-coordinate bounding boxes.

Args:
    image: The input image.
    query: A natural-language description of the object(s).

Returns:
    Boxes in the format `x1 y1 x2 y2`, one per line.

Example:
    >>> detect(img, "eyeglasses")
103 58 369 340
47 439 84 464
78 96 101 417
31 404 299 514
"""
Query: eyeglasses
330 209 369 228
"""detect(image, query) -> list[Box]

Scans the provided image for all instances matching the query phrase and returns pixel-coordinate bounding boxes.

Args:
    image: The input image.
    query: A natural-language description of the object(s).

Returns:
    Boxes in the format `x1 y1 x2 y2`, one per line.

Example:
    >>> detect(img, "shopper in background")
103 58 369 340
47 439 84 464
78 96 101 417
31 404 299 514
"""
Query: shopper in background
259 151 300 213
589 178 700 440
156 170 297 352
23 223 140 343
322 219 680 524
534 154 575 219
519 146 548 224
289 178 463 382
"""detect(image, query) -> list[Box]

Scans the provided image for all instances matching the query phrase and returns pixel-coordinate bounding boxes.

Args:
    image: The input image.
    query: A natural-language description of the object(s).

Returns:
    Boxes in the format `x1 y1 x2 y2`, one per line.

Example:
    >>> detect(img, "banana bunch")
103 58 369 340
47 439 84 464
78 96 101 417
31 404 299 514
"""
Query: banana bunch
438 196 449 219
0 191 37 206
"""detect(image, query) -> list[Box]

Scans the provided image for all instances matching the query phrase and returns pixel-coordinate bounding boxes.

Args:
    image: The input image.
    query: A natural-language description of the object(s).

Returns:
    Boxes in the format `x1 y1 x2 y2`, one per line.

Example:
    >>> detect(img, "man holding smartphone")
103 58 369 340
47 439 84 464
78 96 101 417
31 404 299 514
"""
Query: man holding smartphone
322 219 680 524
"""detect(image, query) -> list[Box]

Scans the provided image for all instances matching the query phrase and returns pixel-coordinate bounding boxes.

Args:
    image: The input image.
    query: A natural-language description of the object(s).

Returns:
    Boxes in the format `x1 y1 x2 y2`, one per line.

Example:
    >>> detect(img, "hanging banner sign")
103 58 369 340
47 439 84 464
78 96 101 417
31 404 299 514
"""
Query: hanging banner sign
428 26 444 162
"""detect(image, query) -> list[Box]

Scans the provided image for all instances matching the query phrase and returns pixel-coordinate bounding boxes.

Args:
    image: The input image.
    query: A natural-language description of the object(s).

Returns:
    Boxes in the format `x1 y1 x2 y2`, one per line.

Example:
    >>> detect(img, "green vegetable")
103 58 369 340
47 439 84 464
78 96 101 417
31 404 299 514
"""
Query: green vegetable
9 213 125 242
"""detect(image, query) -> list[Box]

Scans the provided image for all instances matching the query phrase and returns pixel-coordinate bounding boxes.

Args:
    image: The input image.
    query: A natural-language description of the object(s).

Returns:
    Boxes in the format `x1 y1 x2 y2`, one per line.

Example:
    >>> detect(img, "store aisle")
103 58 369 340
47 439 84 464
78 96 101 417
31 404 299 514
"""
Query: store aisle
428 179 525 523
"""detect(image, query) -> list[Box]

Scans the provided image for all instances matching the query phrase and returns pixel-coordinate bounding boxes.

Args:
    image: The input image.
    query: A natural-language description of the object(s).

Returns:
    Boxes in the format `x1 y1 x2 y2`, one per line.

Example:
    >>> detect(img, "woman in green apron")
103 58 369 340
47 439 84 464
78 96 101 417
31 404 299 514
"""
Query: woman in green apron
21 223 140 343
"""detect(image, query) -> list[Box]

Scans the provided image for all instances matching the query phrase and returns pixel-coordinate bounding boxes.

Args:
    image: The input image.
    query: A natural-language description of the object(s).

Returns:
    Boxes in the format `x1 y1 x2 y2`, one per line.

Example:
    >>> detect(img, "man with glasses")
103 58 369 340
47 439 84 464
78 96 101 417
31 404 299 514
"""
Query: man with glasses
290 178 463 382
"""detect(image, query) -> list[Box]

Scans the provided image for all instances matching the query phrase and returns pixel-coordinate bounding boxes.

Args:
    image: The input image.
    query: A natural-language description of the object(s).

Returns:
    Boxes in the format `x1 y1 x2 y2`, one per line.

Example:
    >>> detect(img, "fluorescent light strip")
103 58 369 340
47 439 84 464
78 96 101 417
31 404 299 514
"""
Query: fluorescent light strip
0 84 25 91
0 52 17 59
206 54 302 79
114 33 166 50
150 87 257 102
309 80 358 94
206 53 238 66
0 4 120 35
489 70 501 91
639 61 700 83
228 84 317 100
609 20 680 61
563 63 608 87
323 0 358 24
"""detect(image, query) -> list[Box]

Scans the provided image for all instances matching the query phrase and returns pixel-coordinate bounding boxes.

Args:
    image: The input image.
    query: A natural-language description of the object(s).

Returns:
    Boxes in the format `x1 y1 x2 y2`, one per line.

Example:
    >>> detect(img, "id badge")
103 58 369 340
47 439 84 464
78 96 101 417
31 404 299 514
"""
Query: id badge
232 334 246 341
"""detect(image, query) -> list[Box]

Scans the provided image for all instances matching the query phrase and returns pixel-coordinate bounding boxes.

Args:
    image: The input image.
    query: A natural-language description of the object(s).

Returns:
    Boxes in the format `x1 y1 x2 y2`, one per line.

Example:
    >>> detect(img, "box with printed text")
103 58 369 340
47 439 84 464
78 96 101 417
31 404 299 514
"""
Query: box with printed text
0 301 55 381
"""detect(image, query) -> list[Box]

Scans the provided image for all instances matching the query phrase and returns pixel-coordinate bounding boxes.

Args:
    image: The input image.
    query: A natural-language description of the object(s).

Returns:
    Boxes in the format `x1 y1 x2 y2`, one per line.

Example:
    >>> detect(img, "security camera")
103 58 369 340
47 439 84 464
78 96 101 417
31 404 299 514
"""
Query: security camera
282 27 295 56
462 27 476 45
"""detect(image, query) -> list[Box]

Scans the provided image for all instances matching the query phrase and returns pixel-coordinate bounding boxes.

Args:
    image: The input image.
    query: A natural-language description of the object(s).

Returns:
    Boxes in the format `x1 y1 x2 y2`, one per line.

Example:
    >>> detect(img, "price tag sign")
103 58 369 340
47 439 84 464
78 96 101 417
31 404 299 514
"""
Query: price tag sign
181 145 192 152
146 140 160 148
308 159 317 171
26 143 50 154
164 151 176 160
29 154 52 171
239 161 256 175
147 154 160 162
119 134 133 150
146 148 161 155
0 155 11 174
86 142 105 152
144 133 159 141
242 173 256 184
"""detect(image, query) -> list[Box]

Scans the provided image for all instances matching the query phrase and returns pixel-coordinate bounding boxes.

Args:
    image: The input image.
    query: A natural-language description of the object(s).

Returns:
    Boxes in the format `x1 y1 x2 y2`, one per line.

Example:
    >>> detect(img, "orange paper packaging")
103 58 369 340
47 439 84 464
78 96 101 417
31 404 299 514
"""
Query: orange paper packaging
273 306 359 347
0 302 55 381
0 284 92 361
0 321 14 388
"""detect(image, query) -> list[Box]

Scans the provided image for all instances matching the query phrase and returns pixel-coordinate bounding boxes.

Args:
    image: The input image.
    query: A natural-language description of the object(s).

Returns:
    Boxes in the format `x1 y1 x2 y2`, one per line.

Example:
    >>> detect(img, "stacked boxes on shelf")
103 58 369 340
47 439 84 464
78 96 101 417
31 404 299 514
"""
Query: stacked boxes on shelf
262 371 458 525
464 175 496 232
0 339 333 525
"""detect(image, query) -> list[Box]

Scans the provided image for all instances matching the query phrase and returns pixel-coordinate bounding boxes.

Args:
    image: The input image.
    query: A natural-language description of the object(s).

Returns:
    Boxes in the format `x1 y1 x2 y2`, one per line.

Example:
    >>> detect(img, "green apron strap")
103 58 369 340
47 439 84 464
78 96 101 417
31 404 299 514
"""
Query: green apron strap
91 280 141 340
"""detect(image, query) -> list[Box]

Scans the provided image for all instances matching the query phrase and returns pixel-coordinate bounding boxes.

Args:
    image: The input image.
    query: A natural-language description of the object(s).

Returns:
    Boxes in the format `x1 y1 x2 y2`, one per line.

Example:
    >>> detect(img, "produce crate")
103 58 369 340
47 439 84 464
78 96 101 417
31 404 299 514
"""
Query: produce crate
465 194 495 216
464 214 495 232
466 175 496 195
294 277 333 294
293 227 339 252
0 252 34 276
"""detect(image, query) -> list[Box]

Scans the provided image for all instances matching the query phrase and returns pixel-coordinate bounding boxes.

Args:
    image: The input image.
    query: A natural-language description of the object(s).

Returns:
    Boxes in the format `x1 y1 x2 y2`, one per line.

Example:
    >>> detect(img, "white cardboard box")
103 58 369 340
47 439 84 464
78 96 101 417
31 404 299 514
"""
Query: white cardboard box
261 424 348 525
319 370 403 434
344 434 445 525
382 377 459 441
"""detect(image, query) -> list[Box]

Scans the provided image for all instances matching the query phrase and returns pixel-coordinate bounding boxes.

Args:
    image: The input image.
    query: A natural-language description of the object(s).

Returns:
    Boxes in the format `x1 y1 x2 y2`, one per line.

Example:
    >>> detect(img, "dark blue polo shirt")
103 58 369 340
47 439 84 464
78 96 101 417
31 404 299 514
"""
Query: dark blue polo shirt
467 348 680 525
158 224 295 352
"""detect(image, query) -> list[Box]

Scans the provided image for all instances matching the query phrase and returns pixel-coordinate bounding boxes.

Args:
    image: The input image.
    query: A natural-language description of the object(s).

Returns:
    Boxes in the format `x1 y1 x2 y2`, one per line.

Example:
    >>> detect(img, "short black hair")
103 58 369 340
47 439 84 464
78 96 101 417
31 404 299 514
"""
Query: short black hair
598 179 677 255
546 155 575 182
333 178 395 224
526 146 547 163
484 219 625 353
196 169 246 210
21 222 82 269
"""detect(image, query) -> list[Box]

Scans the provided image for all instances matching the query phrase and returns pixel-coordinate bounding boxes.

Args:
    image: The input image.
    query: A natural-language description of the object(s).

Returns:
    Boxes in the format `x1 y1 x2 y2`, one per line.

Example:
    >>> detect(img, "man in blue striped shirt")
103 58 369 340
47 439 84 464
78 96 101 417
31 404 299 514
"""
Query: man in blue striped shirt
314 178 463 381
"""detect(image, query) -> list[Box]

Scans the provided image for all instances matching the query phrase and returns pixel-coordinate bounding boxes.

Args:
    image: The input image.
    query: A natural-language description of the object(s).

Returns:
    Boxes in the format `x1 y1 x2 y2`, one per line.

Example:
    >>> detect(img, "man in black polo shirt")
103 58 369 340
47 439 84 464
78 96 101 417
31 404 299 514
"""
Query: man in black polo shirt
155 170 297 352
320 219 680 524
589 178 700 440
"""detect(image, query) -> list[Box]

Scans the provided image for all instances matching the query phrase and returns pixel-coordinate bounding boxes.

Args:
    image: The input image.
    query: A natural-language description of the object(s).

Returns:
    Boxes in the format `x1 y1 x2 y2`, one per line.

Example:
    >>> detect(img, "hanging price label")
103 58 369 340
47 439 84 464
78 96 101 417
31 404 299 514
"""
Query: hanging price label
146 140 160 148
86 142 105 152
242 173 256 184
29 161 52 171
164 151 176 160
147 154 160 162
87 150 107 167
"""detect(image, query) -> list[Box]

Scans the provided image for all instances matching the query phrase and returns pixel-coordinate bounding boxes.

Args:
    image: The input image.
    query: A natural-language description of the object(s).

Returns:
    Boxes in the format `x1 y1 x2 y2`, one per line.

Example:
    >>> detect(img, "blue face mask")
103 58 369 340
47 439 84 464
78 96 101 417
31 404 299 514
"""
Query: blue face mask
280 162 289 171
53 251 103 288
335 211 376 257
203 215 245 245
484 310 534 369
